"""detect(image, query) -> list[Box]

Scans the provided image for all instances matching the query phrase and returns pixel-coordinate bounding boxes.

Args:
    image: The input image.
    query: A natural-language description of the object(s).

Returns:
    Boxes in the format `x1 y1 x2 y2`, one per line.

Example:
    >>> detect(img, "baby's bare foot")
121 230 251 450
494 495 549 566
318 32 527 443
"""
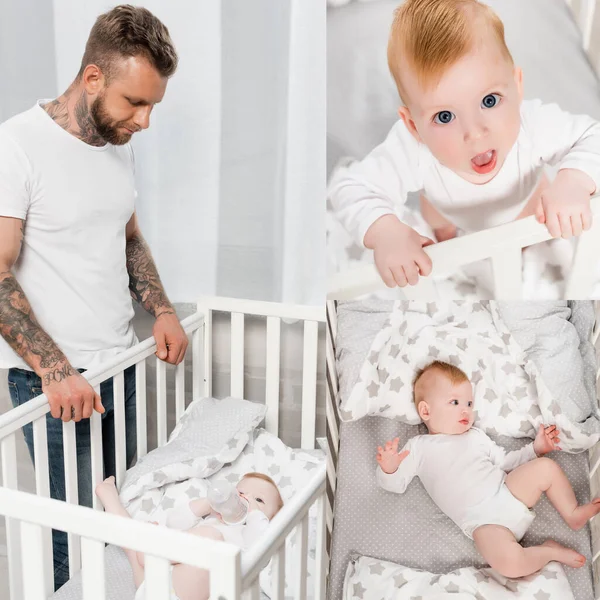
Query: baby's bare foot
95 476 117 502
541 540 586 568
568 498 600 530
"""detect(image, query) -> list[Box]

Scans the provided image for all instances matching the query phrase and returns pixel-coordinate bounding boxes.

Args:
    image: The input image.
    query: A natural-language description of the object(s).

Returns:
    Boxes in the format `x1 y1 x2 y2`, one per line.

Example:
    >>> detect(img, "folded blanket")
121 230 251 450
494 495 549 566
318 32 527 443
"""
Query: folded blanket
343 555 575 600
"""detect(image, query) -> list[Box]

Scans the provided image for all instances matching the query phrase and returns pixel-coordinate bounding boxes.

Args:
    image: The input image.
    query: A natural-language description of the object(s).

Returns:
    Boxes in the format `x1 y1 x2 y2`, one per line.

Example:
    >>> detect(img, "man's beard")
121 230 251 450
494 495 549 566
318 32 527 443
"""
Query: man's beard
90 94 135 146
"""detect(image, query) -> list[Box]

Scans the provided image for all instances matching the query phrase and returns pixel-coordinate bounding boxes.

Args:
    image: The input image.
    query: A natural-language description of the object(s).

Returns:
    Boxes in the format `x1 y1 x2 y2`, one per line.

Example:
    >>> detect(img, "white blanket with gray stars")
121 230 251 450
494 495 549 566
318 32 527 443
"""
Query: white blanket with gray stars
341 301 600 451
342 555 574 600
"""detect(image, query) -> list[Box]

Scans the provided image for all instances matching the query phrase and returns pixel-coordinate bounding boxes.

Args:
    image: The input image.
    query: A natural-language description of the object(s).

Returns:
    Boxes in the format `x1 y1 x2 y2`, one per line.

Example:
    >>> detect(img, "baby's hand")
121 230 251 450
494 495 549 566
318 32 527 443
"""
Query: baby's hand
376 437 410 474
533 424 561 456
364 215 434 288
536 169 594 238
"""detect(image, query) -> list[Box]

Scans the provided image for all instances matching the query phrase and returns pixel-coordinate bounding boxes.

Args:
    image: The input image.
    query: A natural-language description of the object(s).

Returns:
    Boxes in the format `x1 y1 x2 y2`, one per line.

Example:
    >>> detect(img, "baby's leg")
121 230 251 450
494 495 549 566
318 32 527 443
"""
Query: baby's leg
171 525 225 600
505 457 600 530
419 194 457 242
95 476 145 587
473 525 585 578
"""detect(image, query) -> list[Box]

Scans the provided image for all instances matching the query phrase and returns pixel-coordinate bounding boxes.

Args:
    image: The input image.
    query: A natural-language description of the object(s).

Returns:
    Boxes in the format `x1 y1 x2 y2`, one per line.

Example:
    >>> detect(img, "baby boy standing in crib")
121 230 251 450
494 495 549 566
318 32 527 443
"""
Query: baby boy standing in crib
96 472 283 600
376 361 600 576
330 0 600 288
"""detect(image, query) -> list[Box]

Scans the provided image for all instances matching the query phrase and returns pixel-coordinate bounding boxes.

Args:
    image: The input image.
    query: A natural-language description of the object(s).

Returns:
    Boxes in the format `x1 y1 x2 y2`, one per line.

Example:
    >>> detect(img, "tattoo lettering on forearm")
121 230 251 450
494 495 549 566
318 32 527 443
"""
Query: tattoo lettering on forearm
126 232 173 318
42 364 75 386
0 272 68 370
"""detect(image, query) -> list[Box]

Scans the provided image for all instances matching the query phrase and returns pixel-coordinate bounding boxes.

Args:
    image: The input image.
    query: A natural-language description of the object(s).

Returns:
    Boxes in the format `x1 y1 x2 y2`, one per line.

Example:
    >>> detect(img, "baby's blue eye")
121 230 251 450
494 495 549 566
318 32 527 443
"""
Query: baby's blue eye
433 110 455 125
481 94 501 109
450 399 459 405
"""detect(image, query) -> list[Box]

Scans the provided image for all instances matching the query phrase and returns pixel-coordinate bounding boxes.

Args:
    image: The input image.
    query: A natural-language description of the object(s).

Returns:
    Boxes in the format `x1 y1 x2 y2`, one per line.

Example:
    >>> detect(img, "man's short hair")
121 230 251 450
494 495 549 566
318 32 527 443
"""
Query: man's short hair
78 4 178 82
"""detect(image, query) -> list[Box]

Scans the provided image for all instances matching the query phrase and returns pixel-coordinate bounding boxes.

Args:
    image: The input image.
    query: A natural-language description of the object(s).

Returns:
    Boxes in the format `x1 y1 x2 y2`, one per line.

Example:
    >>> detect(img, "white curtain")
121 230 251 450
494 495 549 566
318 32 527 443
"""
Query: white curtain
1 0 325 306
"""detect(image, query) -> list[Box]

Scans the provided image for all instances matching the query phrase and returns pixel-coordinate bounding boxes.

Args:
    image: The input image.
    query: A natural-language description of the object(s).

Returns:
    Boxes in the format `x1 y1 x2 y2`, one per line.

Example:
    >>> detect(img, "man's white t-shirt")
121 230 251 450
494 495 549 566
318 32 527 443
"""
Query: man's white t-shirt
0 102 138 371
330 99 600 245
376 427 536 532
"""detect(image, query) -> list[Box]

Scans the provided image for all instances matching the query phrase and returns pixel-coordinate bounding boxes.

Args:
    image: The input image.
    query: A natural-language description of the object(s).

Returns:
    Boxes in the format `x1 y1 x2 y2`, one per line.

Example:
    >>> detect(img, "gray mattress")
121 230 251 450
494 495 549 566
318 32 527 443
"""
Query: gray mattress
328 300 596 600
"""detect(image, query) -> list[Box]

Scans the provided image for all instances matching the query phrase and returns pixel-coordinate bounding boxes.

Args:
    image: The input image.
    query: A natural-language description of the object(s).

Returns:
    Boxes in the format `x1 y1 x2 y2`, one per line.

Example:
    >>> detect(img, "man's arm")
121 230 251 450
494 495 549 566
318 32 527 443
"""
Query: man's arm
125 213 188 365
125 212 175 319
0 216 102 420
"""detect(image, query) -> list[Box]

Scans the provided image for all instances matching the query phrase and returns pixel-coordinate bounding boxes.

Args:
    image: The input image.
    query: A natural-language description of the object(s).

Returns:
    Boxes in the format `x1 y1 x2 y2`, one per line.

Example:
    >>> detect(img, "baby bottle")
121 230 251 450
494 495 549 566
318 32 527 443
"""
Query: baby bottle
207 480 248 524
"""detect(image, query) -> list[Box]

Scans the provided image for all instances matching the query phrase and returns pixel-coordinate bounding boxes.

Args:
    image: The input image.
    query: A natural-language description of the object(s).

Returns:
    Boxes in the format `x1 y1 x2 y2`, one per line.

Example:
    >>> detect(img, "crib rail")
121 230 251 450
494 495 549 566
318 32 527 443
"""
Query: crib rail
0 465 326 600
197 296 325 450
328 195 600 300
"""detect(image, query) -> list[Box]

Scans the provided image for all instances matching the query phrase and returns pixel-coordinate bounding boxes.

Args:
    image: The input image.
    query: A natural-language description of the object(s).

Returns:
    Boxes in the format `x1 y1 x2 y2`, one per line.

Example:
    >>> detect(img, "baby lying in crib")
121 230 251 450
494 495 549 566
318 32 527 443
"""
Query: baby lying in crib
376 361 600 577
96 472 283 600
329 0 600 288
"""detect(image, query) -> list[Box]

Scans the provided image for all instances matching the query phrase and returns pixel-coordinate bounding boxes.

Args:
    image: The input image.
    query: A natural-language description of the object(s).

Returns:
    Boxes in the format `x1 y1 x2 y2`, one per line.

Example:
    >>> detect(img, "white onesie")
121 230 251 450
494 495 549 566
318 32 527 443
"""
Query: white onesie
330 99 600 245
377 427 537 540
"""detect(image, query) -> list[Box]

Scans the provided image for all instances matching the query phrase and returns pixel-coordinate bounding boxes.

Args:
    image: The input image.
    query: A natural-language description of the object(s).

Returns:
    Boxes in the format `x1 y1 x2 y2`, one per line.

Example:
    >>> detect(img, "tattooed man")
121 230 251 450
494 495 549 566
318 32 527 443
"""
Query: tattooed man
0 6 186 589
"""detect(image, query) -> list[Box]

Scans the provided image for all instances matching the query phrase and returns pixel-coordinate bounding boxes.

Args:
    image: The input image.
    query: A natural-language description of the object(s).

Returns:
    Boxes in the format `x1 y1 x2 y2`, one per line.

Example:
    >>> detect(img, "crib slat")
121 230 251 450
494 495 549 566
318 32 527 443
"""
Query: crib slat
20 521 46 599
242 579 261 600
265 316 281 436
314 494 327 600
175 358 186 423
198 311 210 398
81 537 106 600
580 0 596 49
2 433 23 600
271 545 286 600
231 312 245 397
144 555 172 600
156 358 167 446
63 420 81 575
293 517 309 600
491 247 522 299
90 398 103 513
403 275 437 300
113 371 126 488
32 417 54 594
301 321 319 449
136 360 148 459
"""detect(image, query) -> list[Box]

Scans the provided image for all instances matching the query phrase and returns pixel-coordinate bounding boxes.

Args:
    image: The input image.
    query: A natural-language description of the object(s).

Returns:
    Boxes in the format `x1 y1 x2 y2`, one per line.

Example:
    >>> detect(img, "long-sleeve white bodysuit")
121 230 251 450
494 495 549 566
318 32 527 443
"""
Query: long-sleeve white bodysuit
377 428 537 540
330 100 600 245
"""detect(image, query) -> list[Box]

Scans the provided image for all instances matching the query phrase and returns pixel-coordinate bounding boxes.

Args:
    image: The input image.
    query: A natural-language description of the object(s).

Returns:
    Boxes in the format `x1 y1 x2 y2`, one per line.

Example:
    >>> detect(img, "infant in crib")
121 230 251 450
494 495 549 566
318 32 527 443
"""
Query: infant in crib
376 360 600 577
329 0 600 288
96 472 283 600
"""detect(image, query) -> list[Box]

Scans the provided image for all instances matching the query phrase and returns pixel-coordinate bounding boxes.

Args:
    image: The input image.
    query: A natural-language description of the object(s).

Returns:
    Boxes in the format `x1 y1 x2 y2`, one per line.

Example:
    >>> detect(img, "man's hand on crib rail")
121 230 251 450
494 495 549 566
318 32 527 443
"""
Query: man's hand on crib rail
364 215 434 288
43 367 105 423
535 169 594 238
153 310 188 365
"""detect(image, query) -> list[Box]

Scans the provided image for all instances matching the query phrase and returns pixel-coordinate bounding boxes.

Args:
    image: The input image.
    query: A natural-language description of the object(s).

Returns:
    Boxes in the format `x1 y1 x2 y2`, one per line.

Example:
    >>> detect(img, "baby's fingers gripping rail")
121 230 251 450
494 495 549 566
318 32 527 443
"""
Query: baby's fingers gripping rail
328 195 600 300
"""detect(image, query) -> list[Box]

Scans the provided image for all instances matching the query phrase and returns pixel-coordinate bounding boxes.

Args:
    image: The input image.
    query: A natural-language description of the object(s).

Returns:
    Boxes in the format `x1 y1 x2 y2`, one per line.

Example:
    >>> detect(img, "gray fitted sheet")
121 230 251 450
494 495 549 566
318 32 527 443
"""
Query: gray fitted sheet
329 300 596 600
328 419 593 600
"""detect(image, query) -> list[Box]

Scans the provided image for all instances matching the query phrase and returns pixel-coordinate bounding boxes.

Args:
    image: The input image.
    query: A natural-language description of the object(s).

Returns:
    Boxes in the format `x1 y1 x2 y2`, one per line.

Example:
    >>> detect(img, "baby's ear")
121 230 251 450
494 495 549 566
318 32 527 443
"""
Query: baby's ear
418 401 430 422
398 106 422 143
513 66 524 102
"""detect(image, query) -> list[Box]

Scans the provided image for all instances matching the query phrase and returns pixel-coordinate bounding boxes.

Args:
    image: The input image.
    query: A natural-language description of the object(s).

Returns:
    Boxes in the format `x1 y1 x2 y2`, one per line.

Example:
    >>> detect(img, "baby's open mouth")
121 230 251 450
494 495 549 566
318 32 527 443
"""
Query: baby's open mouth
471 149 497 174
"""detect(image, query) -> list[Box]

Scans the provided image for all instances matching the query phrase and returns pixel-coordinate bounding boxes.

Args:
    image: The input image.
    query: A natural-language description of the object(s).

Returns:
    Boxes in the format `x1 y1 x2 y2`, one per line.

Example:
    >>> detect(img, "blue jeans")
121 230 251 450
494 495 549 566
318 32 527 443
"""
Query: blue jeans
8 365 137 591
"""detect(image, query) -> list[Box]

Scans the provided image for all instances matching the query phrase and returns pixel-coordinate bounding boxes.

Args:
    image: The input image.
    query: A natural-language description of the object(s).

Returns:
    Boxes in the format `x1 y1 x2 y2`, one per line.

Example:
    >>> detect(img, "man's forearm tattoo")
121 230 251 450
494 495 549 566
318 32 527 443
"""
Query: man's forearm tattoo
42 363 75 386
126 232 174 318
0 272 71 377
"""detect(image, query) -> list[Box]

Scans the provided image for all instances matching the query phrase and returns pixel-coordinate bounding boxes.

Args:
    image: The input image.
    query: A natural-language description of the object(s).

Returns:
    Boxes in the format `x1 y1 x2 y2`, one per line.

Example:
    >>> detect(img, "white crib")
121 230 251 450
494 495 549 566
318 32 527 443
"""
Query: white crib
327 0 600 301
326 299 600 598
0 296 327 600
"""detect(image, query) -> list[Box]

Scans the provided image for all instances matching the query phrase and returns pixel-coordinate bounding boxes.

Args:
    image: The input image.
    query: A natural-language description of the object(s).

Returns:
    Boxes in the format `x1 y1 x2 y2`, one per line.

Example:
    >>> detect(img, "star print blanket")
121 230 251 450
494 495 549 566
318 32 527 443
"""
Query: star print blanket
119 396 325 600
339 301 600 451
343 555 574 600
